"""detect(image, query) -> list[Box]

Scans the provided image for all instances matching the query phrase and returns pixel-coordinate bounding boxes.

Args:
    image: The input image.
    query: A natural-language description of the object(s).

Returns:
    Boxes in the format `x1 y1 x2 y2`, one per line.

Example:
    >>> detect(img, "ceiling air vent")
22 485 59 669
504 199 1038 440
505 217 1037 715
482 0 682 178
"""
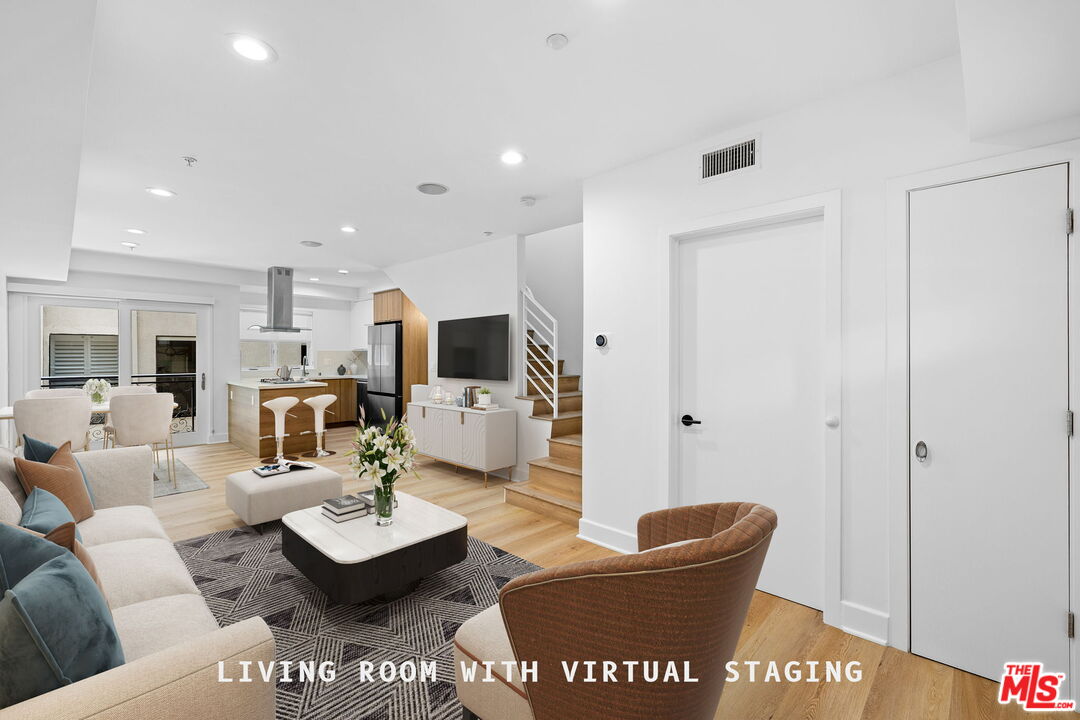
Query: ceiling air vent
700 138 757 181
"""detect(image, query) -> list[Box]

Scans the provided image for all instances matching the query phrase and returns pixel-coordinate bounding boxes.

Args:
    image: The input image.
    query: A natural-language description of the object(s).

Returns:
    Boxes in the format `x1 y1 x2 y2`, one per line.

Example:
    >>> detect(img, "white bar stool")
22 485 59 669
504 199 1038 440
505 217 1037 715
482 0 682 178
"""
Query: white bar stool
261 396 299 464
302 394 338 457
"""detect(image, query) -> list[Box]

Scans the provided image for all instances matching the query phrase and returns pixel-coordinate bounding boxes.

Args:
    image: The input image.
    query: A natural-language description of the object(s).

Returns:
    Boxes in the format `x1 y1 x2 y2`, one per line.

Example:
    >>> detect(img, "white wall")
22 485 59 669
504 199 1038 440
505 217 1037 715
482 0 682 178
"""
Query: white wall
581 56 1028 632
525 223 584 377
385 235 548 479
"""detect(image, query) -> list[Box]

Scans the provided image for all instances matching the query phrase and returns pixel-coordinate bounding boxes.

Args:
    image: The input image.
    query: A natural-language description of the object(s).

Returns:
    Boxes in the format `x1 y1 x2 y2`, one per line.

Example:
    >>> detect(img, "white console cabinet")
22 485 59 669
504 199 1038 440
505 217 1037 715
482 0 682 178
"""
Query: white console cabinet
406 402 516 485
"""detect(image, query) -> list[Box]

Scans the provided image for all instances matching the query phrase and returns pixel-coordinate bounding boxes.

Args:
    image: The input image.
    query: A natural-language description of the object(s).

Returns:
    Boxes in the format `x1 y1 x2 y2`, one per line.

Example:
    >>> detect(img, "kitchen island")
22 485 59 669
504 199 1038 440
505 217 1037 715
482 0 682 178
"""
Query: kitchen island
227 379 331 459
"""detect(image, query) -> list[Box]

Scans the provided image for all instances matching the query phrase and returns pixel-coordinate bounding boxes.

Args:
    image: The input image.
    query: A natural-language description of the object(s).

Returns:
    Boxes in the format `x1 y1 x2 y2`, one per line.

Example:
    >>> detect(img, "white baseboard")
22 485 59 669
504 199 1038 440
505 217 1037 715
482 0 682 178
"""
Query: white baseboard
578 518 636 554
839 600 889 646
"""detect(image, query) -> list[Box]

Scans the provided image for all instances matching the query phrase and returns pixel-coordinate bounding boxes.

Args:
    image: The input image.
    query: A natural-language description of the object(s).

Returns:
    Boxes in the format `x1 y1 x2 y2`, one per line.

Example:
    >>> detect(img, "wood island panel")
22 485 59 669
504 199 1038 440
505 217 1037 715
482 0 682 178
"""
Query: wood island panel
228 383 327 459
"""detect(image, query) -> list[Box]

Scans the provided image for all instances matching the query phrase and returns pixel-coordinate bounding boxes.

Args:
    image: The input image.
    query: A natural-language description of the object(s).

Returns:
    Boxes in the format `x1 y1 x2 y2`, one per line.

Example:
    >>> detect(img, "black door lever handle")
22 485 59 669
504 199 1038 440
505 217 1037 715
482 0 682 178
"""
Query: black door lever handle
681 414 702 427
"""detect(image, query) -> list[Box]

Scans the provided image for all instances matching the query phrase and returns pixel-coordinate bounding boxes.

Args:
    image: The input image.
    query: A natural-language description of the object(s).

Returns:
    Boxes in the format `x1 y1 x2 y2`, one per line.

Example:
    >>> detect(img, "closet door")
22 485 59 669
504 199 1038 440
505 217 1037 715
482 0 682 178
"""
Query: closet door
909 163 1070 680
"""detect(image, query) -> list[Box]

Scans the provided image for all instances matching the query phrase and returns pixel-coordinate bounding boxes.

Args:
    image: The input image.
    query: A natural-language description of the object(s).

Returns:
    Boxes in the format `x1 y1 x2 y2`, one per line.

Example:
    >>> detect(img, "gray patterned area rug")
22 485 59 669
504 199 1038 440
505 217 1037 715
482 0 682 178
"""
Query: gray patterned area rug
175 523 539 720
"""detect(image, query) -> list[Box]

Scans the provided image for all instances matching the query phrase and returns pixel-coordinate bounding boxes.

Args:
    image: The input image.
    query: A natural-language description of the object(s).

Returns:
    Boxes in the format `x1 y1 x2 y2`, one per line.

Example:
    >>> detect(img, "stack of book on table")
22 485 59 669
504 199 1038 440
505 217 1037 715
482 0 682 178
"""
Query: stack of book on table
321 494 371 523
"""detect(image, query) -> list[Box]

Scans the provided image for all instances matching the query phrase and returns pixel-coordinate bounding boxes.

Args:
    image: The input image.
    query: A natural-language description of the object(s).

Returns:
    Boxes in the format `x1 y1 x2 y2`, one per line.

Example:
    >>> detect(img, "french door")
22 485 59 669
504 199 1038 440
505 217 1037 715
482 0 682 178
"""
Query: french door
23 296 212 447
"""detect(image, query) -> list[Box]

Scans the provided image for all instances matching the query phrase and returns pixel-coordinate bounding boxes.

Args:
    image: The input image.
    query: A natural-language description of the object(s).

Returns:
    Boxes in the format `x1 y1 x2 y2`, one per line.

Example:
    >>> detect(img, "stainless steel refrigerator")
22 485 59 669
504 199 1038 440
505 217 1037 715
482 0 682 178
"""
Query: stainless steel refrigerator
366 322 402 425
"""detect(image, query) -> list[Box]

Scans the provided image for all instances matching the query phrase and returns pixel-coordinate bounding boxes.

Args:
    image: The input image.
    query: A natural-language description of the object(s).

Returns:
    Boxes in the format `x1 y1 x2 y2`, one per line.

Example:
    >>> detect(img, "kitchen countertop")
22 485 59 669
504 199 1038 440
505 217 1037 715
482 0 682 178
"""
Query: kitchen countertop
228 379 329 390
312 375 368 380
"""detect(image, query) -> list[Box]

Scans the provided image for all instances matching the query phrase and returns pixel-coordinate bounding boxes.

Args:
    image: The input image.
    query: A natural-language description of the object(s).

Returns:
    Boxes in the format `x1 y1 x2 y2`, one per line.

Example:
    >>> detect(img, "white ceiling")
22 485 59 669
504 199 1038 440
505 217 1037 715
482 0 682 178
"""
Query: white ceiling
71 0 959 280
957 0 1080 144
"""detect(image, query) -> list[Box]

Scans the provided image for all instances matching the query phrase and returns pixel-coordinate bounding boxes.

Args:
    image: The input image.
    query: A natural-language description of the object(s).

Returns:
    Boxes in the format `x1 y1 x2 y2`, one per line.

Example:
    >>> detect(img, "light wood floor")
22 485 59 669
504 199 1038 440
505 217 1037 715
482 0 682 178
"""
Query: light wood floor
158 427 1027 720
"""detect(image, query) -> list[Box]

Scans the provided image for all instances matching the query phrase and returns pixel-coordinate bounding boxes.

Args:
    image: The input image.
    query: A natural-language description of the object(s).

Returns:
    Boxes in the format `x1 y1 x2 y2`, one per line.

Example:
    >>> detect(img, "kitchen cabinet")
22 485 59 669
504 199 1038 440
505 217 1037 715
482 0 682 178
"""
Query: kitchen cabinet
406 402 516 485
320 378 357 424
373 289 404 323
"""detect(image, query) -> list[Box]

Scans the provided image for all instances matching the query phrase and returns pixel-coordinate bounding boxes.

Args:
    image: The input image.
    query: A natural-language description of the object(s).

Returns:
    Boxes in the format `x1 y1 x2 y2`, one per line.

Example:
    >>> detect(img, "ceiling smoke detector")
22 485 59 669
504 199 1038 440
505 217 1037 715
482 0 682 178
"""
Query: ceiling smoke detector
519 196 537 207
546 33 569 50
300 240 323 248
417 183 449 195
182 156 198 167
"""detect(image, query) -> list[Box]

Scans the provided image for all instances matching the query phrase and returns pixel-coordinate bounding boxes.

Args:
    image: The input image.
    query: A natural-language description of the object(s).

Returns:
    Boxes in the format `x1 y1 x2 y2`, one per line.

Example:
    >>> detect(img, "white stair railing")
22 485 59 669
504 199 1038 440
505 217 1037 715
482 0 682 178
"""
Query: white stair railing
520 286 559 418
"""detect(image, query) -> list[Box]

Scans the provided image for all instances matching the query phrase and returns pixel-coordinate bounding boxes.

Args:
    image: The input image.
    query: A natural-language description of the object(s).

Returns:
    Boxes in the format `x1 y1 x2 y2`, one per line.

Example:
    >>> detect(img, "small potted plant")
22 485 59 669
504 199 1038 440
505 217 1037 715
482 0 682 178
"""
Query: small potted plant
347 411 418 526
477 387 492 407
83 378 112 404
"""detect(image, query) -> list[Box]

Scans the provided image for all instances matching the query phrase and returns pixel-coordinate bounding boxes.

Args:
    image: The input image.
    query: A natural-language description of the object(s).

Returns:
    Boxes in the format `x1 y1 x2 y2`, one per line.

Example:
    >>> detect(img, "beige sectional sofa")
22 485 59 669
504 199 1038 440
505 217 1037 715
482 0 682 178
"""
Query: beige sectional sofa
0 446 276 720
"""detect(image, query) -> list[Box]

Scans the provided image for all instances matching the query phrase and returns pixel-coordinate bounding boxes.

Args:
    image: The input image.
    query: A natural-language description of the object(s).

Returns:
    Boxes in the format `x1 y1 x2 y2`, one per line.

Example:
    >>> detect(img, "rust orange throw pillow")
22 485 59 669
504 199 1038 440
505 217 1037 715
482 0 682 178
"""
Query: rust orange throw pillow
14 442 94 522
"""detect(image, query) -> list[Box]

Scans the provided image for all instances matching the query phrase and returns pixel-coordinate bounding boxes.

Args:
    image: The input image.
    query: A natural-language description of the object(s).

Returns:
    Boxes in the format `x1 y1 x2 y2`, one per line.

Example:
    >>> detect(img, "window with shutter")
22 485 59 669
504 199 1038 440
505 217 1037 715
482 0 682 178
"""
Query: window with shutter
48 334 119 377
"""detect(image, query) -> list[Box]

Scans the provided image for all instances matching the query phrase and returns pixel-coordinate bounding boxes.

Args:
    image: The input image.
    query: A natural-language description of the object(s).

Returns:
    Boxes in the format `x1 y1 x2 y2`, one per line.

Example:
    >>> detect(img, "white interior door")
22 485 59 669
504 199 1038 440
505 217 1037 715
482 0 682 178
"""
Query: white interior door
909 163 1070 680
119 301 212 447
678 215 827 610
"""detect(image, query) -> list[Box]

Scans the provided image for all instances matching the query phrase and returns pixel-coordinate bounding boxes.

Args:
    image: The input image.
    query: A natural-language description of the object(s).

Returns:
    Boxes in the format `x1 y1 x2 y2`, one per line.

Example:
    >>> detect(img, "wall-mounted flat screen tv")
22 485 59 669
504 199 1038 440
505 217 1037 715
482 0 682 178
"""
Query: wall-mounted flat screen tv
438 314 510 381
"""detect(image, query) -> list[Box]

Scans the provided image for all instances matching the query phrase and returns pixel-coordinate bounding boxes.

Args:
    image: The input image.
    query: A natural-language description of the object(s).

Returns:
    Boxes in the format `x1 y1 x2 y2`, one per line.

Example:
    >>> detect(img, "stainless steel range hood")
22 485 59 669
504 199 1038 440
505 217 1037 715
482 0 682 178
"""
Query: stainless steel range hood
251 267 303 333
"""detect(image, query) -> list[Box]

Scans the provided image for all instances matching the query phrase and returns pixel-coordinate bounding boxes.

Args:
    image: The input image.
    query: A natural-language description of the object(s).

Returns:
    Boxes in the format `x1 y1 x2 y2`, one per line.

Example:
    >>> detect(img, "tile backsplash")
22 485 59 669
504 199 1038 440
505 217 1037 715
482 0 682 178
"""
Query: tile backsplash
314 349 367 376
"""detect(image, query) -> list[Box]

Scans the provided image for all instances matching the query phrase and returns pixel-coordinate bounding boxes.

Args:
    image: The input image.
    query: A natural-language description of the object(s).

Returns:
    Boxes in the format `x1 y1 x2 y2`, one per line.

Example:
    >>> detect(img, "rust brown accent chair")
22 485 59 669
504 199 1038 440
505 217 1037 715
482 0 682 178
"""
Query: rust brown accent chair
453 502 777 720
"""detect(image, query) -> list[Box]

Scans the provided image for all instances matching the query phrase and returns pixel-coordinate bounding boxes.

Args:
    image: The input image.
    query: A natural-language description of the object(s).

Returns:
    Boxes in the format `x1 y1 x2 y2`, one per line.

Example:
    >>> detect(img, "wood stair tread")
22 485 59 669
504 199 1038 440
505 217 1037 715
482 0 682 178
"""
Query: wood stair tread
515 391 583 401
527 456 583 476
529 410 583 421
549 433 582 447
504 482 582 512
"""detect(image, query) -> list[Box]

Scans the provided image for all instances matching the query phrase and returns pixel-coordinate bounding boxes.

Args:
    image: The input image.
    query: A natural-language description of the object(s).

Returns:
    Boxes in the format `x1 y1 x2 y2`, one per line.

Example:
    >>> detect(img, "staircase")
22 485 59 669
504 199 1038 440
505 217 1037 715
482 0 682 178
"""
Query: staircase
504 288 583 526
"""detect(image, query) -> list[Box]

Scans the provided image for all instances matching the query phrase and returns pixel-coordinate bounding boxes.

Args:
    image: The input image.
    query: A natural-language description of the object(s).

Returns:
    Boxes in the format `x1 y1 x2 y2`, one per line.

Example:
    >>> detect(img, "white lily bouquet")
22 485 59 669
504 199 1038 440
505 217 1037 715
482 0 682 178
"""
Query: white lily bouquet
347 413 418 526
82 378 112 404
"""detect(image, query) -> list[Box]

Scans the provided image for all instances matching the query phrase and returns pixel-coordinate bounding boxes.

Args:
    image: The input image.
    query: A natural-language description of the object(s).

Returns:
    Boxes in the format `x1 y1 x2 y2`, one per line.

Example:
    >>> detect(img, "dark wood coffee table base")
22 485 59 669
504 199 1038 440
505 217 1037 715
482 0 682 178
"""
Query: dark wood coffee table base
282 522 468 604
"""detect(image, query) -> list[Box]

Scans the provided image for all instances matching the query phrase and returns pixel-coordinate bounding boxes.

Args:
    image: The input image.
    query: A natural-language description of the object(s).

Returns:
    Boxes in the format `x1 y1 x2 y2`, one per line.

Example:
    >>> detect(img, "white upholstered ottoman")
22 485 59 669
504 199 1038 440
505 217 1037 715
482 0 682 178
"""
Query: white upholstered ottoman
225 466 344 526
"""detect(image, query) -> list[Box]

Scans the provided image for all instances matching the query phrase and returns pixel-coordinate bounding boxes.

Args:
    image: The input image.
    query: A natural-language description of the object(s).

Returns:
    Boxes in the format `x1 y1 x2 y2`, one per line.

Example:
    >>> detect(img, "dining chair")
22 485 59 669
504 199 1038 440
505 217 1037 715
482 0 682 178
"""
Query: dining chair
13 396 93 451
105 393 177 486
108 385 155 399
24 388 86 399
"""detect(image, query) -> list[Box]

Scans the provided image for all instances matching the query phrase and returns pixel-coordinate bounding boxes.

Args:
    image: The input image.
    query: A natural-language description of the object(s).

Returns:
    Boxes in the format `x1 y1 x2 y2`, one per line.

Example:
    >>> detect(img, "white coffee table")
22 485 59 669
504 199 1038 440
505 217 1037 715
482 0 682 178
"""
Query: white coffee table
281 491 468 603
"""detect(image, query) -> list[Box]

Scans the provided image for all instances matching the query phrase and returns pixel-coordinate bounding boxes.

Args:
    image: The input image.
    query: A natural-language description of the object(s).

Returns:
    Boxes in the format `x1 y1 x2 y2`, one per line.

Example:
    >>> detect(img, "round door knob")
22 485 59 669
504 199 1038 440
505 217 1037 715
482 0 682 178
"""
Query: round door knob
681 414 702 427
825 416 840 428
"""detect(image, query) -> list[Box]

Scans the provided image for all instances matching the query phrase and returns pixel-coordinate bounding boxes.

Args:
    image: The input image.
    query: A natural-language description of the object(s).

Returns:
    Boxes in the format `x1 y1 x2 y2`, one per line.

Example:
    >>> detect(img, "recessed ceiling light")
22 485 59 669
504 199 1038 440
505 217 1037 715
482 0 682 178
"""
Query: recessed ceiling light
546 33 569 50
520 196 537 207
125 228 146 235
483 231 494 236
500 150 526 165
300 240 323 247
337 269 349 274
145 187 175 198
309 277 320 282
340 226 357 233
121 241 139 249
228 34 277 62
417 183 449 195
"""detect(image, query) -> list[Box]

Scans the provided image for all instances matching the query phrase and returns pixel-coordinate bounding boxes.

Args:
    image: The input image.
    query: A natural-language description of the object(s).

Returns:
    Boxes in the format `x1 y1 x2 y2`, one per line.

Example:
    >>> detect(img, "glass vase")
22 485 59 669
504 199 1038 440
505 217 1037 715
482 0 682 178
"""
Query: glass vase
373 483 394 526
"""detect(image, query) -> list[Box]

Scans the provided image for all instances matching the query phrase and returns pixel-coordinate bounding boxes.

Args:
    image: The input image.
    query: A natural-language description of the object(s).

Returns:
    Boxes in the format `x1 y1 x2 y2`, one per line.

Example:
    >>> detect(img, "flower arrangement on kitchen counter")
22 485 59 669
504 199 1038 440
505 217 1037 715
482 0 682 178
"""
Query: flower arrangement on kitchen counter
347 411 418 526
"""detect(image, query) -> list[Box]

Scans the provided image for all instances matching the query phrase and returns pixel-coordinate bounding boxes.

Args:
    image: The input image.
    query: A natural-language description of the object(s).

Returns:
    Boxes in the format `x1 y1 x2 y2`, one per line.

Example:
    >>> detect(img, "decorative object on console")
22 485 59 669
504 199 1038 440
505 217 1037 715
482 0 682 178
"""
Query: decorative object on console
348 412 418 527
336 364 346 375
477 387 492 407
82 378 112 404
428 385 444 403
